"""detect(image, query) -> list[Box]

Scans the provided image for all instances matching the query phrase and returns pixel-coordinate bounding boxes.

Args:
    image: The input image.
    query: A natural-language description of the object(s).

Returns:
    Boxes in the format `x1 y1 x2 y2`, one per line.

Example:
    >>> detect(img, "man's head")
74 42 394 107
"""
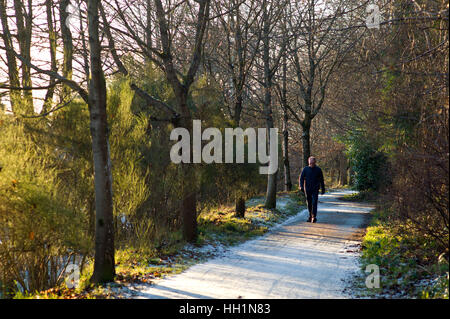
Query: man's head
308 156 317 167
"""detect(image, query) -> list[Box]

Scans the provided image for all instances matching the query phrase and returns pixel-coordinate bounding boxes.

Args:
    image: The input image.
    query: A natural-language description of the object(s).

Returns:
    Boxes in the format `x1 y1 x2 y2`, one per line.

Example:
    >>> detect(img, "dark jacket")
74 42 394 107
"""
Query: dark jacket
299 166 325 194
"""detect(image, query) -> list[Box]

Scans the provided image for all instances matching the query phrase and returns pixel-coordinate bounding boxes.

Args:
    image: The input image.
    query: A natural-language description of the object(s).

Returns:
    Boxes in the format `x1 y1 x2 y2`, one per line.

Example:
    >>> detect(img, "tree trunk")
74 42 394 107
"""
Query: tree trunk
235 197 246 218
60 0 73 98
42 0 57 114
154 0 209 243
233 94 247 216
180 159 198 244
301 119 311 168
13 0 33 113
283 123 292 191
281 56 292 191
265 172 278 209
263 7 277 209
181 190 197 242
225 1 247 219
0 0 21 113
179 97 198 243
88 0 115 284
145 0 153 61
234 95 243 126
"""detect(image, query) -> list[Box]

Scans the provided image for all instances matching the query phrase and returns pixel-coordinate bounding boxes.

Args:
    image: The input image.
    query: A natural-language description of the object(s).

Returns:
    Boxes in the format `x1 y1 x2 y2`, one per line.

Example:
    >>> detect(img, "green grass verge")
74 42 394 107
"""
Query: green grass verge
197 191 305 246
338 190 378 203
354 209 449 299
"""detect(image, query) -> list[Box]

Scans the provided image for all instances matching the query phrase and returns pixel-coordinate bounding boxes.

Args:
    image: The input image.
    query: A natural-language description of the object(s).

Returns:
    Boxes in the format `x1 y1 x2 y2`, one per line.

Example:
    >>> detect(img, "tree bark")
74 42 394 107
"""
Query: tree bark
0 0 21 113
235 197 246 218
230 1 250 217
60 0 73 98
13 0 33 113
281 56 292 191
233 97 247 216
88 0 115 284
42 0 58 114
234 95 243 126
146 0 153 59
301 115 312 168
179 101 198 243
181 185 197 242
301 130 311 168
153 0 210 242
263 6 277 209
283 118 292 191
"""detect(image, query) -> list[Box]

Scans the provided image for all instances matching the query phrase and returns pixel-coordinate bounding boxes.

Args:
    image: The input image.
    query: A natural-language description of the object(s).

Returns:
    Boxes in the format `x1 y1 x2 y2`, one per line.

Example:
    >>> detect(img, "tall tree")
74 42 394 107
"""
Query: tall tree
286 0 359 167
207 0 263 216
211 0 262 125
274 6 293 192
278 54 292 191
260 0 287 208
88 0 115 283
42 0 58 114
2 0 116 283
60 0 73 99
102 0 211 242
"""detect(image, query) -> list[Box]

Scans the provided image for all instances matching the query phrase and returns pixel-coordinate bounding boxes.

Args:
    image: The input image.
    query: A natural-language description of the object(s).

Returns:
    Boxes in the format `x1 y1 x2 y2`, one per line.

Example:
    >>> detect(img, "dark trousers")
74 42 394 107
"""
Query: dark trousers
306 190 319 218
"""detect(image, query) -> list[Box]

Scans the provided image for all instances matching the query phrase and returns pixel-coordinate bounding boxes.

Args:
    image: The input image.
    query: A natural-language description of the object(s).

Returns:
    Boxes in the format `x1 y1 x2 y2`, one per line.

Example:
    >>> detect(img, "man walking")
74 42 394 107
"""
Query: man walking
299 156 325 223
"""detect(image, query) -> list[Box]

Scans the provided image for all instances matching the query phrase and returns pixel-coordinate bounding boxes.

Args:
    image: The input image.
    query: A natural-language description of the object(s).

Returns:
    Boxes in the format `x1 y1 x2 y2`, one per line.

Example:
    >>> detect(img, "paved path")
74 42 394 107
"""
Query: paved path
132 190 374 299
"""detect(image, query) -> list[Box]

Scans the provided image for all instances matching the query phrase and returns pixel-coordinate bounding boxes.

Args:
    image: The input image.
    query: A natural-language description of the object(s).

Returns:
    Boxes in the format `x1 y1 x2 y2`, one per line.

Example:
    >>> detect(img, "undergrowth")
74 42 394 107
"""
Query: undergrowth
354 208 449 299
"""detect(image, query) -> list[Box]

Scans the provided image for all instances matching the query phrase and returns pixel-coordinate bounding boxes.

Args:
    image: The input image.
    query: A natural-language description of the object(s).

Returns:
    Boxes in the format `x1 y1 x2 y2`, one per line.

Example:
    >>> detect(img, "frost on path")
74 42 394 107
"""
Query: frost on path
130 190 373 299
